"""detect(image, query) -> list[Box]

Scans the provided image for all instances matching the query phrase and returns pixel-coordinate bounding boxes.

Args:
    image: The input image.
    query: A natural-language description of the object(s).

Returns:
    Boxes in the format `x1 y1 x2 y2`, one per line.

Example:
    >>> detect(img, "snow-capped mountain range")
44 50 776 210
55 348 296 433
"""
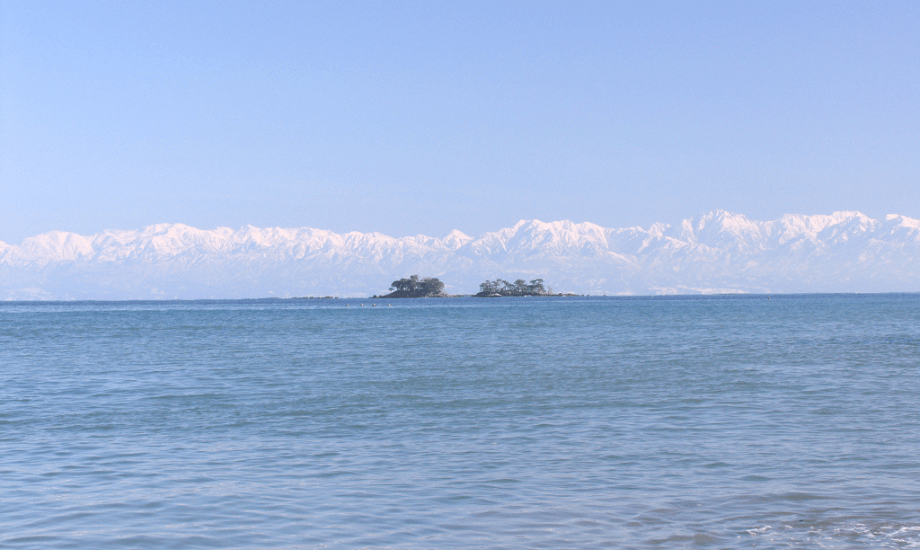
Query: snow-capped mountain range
2 210 919 299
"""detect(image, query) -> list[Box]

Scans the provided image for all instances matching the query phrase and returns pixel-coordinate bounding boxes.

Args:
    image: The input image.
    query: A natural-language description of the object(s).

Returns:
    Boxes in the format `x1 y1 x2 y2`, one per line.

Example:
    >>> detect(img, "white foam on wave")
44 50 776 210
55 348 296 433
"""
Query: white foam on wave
744 521 920 548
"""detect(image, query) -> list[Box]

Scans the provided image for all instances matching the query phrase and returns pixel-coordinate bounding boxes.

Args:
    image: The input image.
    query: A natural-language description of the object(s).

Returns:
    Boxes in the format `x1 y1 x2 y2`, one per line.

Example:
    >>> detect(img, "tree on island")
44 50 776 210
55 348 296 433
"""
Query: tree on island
476 278 547 297
380 275 446 298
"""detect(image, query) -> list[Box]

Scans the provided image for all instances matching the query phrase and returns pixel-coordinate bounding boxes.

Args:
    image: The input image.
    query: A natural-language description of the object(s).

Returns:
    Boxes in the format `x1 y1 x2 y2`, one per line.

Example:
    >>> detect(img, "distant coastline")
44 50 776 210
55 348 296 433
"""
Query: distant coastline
365 293 582 299
292 293 583 300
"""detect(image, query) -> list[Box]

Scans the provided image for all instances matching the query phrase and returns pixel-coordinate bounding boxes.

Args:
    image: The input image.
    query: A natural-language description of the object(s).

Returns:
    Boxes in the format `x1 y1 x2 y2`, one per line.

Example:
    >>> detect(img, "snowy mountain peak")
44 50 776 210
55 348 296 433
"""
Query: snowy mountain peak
442 229 473 249
886 214 920 229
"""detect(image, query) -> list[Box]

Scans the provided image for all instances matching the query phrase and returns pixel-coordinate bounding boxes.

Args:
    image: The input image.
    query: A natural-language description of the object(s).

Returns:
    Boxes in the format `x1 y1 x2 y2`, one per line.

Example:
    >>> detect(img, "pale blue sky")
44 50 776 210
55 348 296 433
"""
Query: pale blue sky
2 1 918 243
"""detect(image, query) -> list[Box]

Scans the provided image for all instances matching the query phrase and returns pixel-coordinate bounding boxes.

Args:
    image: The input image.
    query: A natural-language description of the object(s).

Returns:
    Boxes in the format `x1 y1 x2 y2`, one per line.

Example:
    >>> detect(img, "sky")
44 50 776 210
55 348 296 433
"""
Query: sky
2 1 919 244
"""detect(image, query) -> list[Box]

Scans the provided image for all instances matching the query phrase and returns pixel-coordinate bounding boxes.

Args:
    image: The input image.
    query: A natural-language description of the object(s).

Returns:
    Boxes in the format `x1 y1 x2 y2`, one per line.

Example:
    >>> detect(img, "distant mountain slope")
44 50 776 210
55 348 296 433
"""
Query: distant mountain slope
2 211 919 299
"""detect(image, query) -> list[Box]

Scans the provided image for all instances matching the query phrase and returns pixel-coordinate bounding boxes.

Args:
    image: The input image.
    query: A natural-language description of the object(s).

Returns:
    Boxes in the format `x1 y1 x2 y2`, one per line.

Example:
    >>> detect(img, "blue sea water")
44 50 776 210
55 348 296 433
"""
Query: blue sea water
1 294 919 549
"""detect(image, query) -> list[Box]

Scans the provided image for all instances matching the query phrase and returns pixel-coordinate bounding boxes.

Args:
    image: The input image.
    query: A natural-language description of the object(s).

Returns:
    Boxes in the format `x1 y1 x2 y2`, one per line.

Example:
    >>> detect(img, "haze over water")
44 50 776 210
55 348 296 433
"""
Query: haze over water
2 295 919 548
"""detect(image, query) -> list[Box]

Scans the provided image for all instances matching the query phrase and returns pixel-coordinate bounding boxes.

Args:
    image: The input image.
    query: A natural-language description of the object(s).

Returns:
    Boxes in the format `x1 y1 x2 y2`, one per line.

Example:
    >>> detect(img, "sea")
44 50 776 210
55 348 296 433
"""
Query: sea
1 294 919 549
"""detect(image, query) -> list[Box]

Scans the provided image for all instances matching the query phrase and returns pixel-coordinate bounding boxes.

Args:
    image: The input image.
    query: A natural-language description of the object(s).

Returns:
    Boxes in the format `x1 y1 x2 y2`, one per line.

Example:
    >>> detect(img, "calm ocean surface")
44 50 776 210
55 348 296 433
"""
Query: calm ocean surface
2 295 919 549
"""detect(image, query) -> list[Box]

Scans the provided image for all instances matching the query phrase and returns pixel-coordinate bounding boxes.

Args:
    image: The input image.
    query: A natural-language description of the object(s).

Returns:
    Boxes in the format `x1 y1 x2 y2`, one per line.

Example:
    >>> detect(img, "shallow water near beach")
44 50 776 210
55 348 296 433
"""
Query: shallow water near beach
2 294 919 549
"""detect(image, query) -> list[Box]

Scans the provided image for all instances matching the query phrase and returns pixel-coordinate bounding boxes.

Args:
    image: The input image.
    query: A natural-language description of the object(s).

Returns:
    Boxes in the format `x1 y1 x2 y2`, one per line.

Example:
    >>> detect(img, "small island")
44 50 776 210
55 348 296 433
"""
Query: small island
373 275 576 298
475 278 548 297
377 275 446 298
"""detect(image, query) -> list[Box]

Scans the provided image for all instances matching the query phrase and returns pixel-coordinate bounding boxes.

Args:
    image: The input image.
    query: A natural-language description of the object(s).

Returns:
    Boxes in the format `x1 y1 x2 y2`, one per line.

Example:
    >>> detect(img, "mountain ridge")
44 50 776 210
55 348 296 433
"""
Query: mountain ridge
2 210 919 299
